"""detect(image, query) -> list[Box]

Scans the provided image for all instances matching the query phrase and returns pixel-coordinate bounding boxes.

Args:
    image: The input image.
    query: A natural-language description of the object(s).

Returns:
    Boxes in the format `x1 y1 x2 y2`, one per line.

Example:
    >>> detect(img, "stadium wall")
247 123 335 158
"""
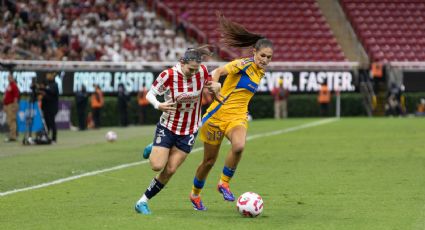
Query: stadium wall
1 61 424 128
0 69 357 96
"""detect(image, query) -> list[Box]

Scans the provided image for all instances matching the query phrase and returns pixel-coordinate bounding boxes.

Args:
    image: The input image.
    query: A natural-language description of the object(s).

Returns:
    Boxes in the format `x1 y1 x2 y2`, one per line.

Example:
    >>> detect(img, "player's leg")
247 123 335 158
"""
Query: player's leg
142 123 166 159
134 146 170 215
195 143 221 183
149 123 176 171
190 142 221 210
149 146 171 171
190 121 223 210
135 125 175 214
156 146 188 184
137 146 188 212
218 125 247 202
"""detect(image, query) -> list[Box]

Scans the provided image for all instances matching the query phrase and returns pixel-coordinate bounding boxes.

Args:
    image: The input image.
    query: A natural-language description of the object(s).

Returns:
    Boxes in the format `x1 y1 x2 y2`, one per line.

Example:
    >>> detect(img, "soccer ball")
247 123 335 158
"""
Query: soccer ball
105 131 117 142
236 192 264 217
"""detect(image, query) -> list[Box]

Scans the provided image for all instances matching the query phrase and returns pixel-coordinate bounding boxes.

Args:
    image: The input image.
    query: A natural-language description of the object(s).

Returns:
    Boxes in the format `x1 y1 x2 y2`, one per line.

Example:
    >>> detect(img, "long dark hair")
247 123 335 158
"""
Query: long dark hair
180 45 213 63
217 12 273 50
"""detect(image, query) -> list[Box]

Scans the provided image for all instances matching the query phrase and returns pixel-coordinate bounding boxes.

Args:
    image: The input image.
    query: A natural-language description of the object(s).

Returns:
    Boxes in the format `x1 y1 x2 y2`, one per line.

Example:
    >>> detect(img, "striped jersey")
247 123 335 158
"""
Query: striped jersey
150 63 210 135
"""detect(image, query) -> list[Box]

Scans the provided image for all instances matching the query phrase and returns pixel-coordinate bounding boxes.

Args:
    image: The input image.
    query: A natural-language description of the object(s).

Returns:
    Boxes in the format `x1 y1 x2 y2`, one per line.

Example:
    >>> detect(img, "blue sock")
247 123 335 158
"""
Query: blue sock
221 166 236 183
192 177 205 196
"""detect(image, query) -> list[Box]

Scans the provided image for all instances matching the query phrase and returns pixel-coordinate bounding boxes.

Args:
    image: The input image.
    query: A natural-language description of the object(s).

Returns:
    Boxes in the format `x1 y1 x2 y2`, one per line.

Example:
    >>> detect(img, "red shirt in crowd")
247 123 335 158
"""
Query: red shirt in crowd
3 81 19 105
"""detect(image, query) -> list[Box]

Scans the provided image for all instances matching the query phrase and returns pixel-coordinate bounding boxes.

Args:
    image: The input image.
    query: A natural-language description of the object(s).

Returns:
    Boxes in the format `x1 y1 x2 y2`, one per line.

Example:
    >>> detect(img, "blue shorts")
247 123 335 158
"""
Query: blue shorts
152 123 198 154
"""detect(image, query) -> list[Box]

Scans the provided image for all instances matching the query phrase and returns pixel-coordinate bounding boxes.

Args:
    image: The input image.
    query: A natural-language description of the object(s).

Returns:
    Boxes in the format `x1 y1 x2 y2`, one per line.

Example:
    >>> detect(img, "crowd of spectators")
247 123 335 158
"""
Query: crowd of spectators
0 0 196 62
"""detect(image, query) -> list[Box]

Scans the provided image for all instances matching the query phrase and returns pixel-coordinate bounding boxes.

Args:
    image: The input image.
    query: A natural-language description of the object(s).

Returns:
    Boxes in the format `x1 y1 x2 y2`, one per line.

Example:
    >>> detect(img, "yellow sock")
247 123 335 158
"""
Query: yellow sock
220 173 231 184
191 185 202 196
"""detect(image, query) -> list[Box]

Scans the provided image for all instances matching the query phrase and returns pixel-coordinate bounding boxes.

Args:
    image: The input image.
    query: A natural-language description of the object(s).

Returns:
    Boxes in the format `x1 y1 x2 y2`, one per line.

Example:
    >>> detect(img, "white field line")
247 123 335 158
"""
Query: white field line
0 118 337 197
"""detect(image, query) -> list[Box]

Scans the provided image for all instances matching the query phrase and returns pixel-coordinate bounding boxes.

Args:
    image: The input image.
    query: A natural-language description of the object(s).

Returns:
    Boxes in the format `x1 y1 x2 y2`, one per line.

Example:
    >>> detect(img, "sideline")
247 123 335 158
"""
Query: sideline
0 118 337 197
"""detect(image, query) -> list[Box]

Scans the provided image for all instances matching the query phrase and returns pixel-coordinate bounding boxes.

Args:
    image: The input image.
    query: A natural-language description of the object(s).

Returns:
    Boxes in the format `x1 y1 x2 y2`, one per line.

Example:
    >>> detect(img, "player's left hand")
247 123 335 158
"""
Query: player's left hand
206 81 225 104
205 81 221 95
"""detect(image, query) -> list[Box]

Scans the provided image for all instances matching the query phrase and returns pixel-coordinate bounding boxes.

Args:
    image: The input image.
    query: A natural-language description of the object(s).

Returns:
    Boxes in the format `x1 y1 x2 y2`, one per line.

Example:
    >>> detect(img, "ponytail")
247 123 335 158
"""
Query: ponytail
217 12 273 50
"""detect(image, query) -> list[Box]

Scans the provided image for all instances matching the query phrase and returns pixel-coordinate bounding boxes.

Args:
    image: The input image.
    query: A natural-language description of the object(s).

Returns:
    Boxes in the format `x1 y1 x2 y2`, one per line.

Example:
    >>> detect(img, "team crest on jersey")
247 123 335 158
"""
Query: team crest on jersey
240 58 253 66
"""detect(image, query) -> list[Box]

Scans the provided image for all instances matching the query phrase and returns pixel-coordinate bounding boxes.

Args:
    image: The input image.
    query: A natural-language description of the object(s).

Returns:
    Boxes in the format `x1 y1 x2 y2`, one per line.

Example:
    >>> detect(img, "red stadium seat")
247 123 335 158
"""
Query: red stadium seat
341 0 425 61
159 0 346 61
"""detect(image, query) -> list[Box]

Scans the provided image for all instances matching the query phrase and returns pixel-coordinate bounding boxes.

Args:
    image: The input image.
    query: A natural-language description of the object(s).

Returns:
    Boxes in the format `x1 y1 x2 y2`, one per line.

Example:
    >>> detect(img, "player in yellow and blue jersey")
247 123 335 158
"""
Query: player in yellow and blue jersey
189 13 273 210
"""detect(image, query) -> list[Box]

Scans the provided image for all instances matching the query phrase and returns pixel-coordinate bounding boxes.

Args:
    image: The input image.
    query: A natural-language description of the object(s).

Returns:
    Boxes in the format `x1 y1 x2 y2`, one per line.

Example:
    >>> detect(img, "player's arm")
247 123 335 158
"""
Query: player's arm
146 90 175 113
208 60 241 103
211 65 228 82
205 67 222 98
148 71 176 113
206 66 227 103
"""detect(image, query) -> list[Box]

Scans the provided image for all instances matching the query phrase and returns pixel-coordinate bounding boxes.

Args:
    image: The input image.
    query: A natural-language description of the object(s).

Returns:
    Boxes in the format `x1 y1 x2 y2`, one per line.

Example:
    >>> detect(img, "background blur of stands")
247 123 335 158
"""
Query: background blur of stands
1 60 424 126
1 0 425 128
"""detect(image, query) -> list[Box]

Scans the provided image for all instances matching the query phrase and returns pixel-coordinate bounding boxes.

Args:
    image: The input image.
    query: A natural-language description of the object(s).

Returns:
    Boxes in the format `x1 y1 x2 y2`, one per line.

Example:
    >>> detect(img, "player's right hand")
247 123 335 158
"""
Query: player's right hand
158 99 176 113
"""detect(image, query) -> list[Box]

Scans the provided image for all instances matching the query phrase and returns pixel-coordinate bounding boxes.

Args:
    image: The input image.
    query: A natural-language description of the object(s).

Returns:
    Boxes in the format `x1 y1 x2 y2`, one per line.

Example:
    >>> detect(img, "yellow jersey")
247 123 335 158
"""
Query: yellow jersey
202 57 265 122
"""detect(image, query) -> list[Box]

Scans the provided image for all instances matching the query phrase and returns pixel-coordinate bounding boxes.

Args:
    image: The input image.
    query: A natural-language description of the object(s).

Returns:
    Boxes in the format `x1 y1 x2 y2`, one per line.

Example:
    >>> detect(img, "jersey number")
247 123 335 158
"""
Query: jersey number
207 130 222 141
188 134 195 146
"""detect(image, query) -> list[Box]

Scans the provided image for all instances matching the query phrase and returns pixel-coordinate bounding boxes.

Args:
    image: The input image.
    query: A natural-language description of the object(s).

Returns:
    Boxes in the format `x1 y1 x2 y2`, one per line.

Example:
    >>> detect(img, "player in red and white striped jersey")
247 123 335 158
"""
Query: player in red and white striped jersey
135 47 221 215
150 59 208 135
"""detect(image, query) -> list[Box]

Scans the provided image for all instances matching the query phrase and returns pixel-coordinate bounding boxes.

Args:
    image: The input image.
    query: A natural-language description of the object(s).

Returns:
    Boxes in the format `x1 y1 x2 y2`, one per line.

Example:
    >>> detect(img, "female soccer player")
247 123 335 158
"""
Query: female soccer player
189 14 273 210
134 47 220 215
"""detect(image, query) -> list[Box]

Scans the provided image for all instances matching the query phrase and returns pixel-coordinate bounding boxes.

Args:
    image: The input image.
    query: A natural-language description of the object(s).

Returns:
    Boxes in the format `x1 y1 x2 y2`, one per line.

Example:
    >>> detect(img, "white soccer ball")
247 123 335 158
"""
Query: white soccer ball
105 131 117 142
236 192 264 217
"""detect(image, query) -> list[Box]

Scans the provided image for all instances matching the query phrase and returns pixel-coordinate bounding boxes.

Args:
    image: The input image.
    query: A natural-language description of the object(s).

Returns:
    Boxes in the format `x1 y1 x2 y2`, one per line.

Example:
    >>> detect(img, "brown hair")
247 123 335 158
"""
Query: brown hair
180 45 213 63
217 12 273 50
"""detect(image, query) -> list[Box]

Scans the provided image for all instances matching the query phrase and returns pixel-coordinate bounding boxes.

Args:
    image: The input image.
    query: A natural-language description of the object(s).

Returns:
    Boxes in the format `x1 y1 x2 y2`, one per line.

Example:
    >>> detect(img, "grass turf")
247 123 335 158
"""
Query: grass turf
1 118 424 230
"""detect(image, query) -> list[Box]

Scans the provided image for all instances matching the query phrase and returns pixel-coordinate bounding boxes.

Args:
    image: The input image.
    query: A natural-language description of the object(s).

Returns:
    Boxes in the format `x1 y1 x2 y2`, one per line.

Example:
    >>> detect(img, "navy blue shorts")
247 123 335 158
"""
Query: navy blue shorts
152 123 198 154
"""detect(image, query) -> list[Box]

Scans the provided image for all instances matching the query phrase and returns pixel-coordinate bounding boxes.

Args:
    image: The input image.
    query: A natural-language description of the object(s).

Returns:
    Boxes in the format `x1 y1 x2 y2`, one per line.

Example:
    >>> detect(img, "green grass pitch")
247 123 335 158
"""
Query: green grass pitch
1 118 425 230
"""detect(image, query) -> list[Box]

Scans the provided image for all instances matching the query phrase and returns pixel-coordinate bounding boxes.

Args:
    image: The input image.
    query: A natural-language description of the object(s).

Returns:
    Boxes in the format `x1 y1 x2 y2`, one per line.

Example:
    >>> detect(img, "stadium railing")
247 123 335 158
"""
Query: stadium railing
0 59 359 71
389 62 425 70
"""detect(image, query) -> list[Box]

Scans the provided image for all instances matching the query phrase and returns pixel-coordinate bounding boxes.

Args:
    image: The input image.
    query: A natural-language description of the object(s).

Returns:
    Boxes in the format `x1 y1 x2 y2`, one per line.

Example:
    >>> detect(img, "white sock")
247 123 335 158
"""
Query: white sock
137 194 149 203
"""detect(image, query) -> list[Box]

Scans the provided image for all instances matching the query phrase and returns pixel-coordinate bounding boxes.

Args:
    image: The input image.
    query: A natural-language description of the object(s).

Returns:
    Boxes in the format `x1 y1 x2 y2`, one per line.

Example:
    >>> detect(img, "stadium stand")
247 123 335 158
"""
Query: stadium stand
341 0 425 62
0 0 196 61
153 0 347 61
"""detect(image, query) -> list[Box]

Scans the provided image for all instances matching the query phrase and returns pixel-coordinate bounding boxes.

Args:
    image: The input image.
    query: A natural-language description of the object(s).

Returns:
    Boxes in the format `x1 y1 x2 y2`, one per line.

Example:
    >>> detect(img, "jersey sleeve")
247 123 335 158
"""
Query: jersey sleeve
224 59 244 76
151 70 169 96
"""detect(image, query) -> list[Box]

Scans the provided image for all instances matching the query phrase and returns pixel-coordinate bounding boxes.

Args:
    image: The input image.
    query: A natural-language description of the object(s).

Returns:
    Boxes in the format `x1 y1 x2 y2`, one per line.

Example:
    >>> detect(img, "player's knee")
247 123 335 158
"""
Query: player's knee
166 165 178 175
150 161 164 172
151 165 163 172
232 143 245 155
203 157 216 169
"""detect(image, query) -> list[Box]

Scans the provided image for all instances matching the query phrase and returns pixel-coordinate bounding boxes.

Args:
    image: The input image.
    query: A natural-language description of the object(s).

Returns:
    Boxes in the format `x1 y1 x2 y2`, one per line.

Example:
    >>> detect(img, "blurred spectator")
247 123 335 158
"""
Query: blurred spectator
385 83 403 116
271 79 289 119
40 72 59 143
0 1 197 61
91 84 104 128
87 111 95 129
75 84 89 130
117 83 130 127
370 62 384 93
370 62 383 79
317 82 331 117
416 98 425 116
2 72 20 142
137 83 149 125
